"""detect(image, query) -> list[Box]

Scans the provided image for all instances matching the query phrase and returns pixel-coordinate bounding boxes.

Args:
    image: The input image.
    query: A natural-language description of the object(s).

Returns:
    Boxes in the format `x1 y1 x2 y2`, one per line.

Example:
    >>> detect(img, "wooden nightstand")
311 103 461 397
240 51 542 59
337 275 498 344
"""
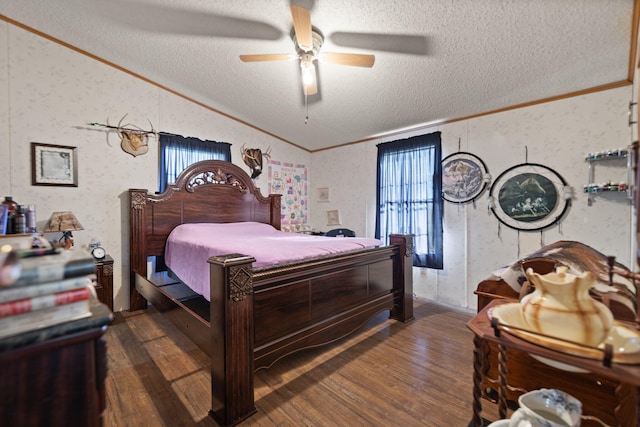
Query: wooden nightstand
94 255 114 312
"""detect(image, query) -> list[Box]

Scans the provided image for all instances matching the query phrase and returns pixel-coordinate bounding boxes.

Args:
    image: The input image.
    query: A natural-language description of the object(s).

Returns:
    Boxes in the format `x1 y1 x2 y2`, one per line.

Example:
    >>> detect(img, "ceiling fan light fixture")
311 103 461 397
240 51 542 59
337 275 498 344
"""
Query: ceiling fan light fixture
300 54 316 87
239 5 373 100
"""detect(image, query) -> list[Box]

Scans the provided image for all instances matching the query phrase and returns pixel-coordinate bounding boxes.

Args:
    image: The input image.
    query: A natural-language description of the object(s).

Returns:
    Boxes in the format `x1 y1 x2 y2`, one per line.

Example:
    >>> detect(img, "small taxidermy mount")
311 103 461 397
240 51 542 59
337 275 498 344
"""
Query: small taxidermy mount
241 144 271 178
88 114 158 157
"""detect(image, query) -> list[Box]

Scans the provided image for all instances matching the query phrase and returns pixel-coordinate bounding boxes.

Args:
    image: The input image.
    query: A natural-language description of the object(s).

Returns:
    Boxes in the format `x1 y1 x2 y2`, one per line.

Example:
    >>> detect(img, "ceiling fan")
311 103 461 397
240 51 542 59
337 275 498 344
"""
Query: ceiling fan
239 5 375 96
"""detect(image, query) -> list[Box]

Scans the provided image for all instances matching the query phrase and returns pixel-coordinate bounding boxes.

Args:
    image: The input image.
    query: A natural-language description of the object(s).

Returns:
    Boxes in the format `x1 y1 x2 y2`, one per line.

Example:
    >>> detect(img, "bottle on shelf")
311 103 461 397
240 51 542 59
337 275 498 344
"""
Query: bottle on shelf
13 205 26 235
25 204 36 233
1 196 18 234
585 148 628 161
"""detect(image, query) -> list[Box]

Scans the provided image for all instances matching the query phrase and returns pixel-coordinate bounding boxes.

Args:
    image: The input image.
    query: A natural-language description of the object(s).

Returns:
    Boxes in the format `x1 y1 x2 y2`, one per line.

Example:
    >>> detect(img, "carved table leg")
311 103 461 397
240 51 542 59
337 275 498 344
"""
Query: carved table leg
472 335 484 427
498 344 508 420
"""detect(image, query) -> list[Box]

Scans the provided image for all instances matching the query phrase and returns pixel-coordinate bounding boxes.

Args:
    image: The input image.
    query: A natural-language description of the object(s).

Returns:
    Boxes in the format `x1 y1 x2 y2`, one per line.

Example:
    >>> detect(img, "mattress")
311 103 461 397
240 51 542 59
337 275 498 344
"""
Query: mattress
165 222 382 300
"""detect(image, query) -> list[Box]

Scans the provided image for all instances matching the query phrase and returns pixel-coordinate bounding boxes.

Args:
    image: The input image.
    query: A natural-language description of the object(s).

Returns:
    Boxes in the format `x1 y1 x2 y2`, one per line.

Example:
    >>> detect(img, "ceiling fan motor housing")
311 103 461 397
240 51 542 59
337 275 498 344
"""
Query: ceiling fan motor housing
294 28 324 57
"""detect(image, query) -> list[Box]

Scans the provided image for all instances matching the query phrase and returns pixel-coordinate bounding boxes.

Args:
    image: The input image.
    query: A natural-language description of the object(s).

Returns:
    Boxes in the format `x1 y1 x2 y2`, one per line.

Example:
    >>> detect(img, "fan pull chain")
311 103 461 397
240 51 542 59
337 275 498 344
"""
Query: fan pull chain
304 93 309 124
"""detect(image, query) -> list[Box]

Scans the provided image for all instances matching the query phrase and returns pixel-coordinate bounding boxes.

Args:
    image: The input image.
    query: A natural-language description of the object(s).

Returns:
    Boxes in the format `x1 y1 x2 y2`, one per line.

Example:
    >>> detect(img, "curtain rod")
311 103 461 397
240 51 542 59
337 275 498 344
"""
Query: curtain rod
87 122 183 137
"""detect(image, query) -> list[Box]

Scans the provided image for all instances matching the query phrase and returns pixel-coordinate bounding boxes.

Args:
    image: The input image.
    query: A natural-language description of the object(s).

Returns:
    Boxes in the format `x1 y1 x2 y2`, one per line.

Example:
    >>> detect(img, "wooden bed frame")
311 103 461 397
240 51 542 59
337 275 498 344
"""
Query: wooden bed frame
128 160 414 426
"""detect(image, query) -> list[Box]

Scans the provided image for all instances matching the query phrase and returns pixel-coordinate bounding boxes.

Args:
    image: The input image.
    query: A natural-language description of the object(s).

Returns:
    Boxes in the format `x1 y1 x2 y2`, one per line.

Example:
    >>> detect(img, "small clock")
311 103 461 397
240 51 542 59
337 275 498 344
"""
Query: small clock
91 246 106 260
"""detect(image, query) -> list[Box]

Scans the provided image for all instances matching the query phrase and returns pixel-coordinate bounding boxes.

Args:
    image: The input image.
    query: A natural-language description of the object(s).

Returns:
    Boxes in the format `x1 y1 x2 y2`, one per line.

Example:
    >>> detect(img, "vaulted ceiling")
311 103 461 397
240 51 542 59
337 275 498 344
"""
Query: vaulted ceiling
1 1 637 152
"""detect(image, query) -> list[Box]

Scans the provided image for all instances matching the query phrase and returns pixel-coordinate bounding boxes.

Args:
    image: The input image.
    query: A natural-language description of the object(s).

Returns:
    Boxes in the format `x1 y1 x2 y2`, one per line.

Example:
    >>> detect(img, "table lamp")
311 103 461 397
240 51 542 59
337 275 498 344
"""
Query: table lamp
43 211 84 249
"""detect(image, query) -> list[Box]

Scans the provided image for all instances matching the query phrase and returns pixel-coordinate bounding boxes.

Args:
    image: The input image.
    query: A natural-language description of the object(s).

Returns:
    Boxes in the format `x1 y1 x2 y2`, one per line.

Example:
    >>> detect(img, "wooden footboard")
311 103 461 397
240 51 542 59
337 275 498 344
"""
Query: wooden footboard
131 236 413 427
208 234 413 426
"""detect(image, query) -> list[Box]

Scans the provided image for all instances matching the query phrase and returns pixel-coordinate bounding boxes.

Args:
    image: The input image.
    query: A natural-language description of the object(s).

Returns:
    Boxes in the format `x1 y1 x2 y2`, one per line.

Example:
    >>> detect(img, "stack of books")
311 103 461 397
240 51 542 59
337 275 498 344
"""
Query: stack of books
0 249 97 339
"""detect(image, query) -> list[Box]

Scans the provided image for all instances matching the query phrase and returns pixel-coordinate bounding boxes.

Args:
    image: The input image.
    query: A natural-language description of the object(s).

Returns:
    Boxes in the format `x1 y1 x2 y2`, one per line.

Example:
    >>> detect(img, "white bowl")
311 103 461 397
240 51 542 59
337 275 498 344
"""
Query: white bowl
512 389 582 427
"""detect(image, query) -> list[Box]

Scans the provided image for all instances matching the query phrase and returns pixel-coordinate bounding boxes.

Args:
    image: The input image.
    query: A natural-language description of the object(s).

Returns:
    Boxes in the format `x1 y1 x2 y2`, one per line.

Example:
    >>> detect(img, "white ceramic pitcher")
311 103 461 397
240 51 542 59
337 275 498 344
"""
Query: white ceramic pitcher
522 266 613 347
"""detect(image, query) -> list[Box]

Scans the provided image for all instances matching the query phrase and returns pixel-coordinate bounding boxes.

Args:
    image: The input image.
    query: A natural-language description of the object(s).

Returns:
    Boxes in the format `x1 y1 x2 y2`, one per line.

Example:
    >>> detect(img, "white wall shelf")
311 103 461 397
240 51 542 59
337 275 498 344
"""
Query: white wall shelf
584 147 632 205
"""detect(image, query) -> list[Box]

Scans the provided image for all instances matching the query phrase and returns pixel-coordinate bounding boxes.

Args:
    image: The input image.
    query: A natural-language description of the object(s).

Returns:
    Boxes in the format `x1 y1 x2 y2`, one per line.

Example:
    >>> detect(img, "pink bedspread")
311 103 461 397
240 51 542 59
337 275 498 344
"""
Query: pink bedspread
165 222 382 300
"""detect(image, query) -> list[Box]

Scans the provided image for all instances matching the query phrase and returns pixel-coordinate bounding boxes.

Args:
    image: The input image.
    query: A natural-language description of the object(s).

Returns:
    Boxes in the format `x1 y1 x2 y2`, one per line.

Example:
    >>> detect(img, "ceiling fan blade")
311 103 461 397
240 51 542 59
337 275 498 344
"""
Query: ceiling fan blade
330 32 429 55
319 53 375 68
91 1 282 40
240 54 297 62
290 5 313 51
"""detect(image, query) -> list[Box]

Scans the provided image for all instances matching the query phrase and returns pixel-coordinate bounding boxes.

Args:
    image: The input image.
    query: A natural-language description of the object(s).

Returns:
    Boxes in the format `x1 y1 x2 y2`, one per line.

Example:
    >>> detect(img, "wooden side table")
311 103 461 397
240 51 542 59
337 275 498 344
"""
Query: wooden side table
467 299 640 427
94 255 114 312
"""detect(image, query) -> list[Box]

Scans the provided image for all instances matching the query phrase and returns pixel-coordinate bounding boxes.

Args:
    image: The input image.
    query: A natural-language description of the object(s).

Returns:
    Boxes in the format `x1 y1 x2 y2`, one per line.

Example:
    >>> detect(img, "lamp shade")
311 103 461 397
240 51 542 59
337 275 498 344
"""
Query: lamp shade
43 211 84 232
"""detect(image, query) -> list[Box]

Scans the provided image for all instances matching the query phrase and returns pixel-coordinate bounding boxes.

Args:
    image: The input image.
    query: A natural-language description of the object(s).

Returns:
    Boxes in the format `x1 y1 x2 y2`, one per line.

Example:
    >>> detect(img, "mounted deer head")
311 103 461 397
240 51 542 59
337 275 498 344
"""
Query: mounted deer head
241 144 271 178
115 114 158 157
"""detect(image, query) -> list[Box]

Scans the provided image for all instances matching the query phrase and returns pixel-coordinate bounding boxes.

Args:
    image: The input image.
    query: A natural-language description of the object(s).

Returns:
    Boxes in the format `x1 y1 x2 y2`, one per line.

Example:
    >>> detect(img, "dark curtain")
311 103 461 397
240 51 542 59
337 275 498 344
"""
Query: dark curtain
158 133 231 193
375 132 443 269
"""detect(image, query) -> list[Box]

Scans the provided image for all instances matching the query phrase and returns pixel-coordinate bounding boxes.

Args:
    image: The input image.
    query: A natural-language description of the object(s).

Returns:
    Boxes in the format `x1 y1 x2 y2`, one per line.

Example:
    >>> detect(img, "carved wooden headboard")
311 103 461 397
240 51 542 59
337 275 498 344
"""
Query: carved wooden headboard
128 160 282 308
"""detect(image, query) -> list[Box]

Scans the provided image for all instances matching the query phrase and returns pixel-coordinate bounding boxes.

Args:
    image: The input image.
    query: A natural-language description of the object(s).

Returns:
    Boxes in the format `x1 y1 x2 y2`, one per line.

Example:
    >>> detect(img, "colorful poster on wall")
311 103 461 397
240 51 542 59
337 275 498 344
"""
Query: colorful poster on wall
268 160 308 225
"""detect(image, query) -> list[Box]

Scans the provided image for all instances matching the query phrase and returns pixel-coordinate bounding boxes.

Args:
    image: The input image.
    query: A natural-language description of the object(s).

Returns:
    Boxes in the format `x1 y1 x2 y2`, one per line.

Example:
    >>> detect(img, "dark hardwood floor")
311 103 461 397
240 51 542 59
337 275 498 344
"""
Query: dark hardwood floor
102 299 499 426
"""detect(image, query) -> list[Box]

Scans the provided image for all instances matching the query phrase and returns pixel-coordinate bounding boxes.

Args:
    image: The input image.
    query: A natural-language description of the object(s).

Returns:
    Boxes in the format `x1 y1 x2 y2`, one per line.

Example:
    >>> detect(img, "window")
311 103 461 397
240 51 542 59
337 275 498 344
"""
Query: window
375 132 443 269
158 133 232 193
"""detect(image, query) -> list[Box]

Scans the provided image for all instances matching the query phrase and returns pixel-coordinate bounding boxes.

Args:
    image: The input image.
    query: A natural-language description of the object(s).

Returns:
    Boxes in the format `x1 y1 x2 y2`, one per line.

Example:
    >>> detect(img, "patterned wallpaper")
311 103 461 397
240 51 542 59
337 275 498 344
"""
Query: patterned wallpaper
0 20 635 312
0 22 310 310
311 86 634 310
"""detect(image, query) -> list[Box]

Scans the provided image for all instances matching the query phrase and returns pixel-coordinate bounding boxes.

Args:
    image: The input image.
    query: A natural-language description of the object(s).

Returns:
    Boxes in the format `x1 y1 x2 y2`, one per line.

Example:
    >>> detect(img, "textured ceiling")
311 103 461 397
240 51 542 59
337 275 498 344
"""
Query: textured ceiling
0 0 636 152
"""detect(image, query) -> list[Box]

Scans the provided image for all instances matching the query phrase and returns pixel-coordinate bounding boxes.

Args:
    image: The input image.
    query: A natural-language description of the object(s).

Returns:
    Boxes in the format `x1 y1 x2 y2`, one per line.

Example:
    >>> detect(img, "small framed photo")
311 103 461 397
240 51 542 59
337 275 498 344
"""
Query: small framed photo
327 209 341 226
317 187 330 202
31 142 78 187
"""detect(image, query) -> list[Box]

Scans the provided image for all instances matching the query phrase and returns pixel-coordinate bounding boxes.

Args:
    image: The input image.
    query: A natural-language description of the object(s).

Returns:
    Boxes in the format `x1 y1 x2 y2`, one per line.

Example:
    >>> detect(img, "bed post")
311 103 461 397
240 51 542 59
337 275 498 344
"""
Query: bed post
129 189 149 311
269 194 282 230
389 234 414 323
208 253 257 427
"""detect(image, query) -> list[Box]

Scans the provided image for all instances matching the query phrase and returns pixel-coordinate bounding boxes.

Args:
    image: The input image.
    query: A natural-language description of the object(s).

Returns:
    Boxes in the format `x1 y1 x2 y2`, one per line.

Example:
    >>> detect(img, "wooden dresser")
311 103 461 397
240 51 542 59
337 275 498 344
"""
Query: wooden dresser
0 301 113 427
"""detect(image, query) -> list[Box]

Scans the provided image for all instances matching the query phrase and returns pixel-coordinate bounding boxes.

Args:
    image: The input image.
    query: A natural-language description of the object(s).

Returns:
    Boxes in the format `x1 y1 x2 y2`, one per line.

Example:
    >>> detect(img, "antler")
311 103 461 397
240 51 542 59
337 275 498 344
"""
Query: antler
147 118 158 138
117 114 127 127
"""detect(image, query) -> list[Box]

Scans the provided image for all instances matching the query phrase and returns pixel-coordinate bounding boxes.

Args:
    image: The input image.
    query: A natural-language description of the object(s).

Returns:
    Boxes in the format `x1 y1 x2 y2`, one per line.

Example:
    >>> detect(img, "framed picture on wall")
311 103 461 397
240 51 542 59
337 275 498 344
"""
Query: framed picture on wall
31 142 78 187
327 209 341 226
442 151 489 203
317 187 330 202
489 162 570 231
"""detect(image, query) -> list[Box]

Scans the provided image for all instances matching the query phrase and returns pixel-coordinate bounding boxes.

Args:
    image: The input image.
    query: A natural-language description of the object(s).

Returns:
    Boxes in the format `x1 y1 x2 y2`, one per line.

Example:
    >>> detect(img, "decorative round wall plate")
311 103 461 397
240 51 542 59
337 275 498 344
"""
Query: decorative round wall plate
489 163 569 231
442 152 489 203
